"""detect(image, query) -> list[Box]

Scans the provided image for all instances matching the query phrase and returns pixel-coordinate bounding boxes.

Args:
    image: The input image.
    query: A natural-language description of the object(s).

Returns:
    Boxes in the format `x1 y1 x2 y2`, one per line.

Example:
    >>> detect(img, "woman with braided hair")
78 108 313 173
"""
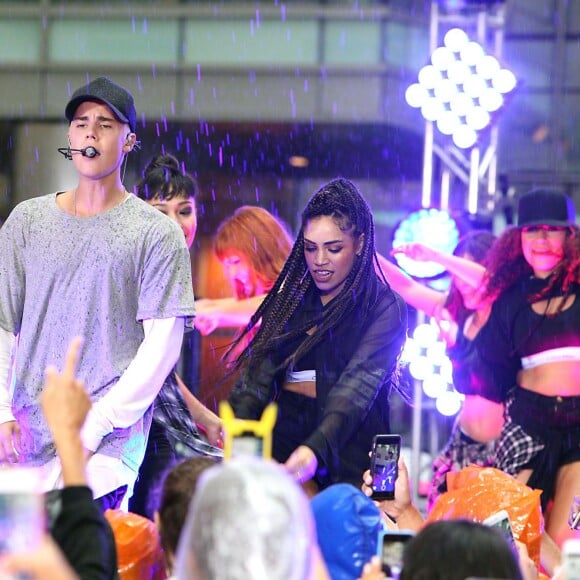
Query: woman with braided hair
229 177 408 491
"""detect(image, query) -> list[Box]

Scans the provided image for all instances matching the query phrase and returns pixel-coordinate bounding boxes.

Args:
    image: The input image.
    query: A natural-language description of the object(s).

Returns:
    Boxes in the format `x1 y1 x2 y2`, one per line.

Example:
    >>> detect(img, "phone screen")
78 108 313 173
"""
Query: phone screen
563 539 580 578
370 435 401 500
378 530 414 579
483 510 517 557
231 433 264 458
0 468 45 554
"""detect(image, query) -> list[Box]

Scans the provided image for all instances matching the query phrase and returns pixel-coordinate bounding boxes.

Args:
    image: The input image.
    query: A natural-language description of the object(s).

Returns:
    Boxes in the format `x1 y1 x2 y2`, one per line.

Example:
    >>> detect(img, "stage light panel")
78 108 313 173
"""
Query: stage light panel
403 318 464 416
406 27 517 149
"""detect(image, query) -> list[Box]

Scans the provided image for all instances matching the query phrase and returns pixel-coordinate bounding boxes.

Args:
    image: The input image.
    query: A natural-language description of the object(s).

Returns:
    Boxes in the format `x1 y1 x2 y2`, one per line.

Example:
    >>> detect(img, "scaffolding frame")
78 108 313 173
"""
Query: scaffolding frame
421 1 507 214
410 0 507 507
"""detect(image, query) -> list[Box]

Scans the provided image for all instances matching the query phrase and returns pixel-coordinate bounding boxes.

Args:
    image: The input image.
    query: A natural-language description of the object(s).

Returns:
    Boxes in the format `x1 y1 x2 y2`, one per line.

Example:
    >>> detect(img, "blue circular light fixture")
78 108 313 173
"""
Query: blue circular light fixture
391 208 460 279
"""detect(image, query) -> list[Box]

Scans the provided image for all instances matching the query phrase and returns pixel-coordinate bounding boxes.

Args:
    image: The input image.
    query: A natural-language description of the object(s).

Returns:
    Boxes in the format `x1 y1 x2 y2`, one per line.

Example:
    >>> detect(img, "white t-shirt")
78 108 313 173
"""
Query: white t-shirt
0 192 196 495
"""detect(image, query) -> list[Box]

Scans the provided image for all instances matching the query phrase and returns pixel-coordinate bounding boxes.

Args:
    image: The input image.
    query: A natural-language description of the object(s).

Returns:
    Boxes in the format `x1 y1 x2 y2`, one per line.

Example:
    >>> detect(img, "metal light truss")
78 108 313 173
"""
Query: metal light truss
421 0 508 216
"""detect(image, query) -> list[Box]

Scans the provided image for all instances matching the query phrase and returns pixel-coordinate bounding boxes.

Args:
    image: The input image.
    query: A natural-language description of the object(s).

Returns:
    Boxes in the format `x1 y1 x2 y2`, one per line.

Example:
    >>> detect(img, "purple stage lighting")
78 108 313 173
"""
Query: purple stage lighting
405 27 517 149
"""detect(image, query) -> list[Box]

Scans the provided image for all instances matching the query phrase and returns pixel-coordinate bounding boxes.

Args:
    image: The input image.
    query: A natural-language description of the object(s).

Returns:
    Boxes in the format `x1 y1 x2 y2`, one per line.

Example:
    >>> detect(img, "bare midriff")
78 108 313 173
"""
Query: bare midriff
518 362 580 397
283 380 316 398
459 395 504 442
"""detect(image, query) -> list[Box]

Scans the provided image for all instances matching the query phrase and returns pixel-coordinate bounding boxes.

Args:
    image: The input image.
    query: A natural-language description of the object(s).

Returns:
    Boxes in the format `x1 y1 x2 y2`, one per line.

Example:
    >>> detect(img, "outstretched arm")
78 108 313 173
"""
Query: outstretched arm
194 295 266 335
1 338 118 580
391 243 486 289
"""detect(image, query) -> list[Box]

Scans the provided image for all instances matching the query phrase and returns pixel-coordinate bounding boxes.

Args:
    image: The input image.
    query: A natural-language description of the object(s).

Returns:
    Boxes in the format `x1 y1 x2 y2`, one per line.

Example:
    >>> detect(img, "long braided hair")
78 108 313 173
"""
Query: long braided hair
228 177 391 375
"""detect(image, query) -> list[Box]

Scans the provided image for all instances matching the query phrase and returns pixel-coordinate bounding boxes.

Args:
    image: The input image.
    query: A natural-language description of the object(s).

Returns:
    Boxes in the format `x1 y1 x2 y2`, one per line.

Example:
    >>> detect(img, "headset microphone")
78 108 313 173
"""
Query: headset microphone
57 146 100 160
81 146 99 158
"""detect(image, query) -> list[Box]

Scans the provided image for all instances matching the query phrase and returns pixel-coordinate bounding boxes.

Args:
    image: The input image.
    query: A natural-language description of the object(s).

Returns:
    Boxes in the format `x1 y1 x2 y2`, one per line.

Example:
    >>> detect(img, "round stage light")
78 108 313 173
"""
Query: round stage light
434 78 458 103
466 107 491 131
423 374 448 399
392 208 461 279
405 83 428 108
437 111 461 136
436 390 464 416
431 46 455 71
452 124 478 149
459 41 485 66
476 55 500 79
443 28 469 52
463 75 486 99
402 317 464 416
480 88 503 112
493 68 517 94
418 65 441 89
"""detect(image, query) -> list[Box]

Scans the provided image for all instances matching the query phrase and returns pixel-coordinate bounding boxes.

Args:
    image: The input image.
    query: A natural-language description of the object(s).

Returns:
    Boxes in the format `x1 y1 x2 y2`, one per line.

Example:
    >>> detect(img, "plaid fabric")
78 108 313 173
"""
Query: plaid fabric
494 395 544 476
427 417 496 512
153 371 223 459
496 390 579 511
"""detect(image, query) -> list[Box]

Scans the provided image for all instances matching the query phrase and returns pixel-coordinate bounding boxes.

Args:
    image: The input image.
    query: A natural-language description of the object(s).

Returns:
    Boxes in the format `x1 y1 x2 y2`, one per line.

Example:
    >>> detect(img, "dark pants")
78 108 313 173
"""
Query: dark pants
129 420 175 520
94 485 128 512
45 484 128 531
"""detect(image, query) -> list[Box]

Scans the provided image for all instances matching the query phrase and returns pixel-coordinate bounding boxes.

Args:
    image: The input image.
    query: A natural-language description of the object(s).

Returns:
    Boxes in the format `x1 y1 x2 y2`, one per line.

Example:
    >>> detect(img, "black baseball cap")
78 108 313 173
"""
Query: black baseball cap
65 76 137 132
517 188 576 227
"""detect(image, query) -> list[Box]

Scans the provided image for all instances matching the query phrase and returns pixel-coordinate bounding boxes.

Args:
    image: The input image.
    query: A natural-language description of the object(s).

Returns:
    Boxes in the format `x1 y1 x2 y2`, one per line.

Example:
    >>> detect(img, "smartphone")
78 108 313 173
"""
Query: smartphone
0 467 45 554
562 539 580 579
377 529 414 579
230 431 264 458
370 434 401 500
219 401 277 461
483 509 518 556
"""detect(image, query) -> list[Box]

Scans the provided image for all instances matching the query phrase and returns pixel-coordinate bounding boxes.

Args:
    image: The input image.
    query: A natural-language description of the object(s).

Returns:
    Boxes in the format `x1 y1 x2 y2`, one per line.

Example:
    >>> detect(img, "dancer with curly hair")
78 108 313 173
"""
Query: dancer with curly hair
466 188 580 548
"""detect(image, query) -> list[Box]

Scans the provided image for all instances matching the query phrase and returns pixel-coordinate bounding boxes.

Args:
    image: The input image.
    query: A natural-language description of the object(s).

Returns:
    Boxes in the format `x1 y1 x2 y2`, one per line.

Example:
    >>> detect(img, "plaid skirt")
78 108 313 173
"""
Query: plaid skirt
427 416 496 512
495 388 580 511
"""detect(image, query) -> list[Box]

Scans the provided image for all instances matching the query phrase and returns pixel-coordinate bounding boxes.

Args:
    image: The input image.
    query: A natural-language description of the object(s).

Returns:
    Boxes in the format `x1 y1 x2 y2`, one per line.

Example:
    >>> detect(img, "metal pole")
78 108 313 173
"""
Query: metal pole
440 167 451 210
468 146 480 214
421 1 440 209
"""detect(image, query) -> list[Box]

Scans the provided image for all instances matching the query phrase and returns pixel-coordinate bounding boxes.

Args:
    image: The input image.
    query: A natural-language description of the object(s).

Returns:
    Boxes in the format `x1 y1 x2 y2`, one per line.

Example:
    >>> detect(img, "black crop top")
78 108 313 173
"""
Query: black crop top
471 277 580 402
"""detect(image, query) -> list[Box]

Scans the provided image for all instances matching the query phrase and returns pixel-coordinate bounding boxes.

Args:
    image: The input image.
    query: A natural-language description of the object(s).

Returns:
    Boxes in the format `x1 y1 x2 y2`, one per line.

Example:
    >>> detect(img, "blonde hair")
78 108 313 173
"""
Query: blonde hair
214 206 293 297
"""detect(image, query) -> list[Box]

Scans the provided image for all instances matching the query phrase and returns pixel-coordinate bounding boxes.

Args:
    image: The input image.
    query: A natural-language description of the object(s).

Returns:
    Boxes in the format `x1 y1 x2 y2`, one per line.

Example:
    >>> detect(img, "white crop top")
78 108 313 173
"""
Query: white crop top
521 346 580 370
285 369 316 383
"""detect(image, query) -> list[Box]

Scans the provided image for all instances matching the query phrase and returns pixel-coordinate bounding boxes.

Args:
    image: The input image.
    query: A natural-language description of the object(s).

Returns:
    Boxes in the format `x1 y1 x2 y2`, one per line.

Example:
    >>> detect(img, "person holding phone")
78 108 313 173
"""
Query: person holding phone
229 178 408 490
